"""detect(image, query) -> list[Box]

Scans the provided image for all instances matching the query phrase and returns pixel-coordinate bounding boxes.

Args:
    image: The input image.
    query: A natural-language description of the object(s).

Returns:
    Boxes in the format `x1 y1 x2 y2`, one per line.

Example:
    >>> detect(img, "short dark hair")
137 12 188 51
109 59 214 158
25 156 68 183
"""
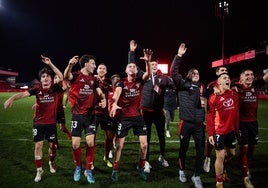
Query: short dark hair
79 54 96 68
38 67 53 79
150 59 159 63
240 68 253 75
217 72 229 78
216 66 227 72
111 74 121 79
98 63 107 67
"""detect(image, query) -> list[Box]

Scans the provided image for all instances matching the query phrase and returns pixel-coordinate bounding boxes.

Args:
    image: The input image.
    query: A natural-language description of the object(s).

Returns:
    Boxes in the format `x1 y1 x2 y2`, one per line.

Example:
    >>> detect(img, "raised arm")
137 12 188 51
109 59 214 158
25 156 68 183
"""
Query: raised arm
41 55 63 82
140 48 153 81
128 40 137 64
64 56 79 81
170 43 187 88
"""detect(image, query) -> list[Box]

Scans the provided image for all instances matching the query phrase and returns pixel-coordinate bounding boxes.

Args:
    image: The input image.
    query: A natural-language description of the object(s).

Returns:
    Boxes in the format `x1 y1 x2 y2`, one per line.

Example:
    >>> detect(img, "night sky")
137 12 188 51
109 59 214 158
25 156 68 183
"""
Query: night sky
0 0 267 84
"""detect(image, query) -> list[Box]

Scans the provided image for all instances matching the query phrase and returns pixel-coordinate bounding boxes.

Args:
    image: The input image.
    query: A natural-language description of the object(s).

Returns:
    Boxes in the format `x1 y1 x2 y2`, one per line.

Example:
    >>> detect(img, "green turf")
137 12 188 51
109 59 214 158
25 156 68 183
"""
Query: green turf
0 92 267 188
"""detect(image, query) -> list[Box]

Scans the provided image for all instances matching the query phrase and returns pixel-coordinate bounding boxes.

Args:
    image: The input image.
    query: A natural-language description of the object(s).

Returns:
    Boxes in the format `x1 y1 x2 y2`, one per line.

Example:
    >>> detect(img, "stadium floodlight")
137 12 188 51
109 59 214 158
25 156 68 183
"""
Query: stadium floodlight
215 1 229 61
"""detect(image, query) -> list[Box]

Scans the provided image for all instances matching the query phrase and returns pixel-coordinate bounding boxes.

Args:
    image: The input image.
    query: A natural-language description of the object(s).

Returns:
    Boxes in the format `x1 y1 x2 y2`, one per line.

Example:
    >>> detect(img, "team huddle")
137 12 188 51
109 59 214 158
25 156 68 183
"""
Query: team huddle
3 40 268 188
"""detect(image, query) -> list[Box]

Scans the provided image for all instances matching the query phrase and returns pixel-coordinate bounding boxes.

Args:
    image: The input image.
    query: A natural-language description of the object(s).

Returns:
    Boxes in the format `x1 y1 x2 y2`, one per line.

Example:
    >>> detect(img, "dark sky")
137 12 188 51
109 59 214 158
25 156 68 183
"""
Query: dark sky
0 0 267 84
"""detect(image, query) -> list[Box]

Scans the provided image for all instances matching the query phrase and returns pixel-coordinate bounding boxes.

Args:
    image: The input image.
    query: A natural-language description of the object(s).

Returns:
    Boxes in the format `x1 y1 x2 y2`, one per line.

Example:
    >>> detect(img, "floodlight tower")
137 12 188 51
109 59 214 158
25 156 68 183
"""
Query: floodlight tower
215 1 229 61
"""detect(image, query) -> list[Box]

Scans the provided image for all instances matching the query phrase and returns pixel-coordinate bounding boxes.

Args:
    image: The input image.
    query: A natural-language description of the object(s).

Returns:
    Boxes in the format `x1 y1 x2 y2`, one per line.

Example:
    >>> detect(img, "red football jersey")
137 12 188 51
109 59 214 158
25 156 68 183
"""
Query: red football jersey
94 77 111 115
237 82 263 122
29 84 63 124
68 71 99 115
206 89 239 136
117 77 144 117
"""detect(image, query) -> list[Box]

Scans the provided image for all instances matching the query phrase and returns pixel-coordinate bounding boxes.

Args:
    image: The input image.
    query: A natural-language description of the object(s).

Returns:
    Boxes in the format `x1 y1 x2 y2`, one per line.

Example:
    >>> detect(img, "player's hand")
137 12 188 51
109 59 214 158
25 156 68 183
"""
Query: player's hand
41 55 52 65
140 48 153 62
178 43 187 57
130 40 137 52
99 98 107 108
68 56 79 67
208 136 215 146
109 103 122 117
4 99 13 109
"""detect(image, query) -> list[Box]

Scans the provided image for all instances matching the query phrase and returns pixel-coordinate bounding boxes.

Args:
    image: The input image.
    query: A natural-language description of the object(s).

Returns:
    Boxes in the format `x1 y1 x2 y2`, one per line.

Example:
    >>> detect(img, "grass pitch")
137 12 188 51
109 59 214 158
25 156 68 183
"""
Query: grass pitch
0 92 268 188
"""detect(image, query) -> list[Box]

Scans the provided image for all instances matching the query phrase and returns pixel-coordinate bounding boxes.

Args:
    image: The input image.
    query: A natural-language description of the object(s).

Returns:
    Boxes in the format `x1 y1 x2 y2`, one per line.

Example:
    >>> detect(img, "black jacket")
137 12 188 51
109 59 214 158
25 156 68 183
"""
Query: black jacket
128 51 173 111
141 72 173 111
170 55 205 123
163 80 177 111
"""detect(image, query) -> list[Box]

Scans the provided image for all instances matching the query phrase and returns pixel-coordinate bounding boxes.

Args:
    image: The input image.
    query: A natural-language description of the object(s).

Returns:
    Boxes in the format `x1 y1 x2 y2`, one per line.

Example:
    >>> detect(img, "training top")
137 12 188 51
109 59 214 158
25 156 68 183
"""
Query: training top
206 89 239 136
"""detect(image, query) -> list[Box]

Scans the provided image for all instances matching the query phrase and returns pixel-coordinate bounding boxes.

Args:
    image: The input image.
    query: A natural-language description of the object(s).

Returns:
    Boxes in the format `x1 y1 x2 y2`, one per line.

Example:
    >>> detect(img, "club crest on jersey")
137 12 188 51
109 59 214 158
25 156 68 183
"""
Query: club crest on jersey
223 98 234 107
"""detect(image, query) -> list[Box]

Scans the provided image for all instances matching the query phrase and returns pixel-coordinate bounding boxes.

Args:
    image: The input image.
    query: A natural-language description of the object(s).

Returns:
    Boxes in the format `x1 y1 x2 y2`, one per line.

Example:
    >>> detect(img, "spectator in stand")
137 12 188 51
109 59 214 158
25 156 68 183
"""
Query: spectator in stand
4 55 64 183
110 40 152 182
206 73 239 188
203 66 228 173
163 76 177 138
64 54 106 184
234 69 268 188
170 43 206 188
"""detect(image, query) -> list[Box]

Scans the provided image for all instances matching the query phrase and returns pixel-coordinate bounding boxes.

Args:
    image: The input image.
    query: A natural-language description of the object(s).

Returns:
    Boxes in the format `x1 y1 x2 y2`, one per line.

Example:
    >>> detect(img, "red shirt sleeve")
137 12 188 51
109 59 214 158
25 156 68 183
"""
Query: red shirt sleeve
206 94 216 136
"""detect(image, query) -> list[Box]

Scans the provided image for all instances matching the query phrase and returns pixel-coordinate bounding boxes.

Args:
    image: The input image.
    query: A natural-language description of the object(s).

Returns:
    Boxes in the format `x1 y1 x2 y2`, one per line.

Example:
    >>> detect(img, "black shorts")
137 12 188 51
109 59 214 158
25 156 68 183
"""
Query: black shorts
116 116 147 138
214 131 237 150
33 124 57 142
111 117 120 134
238 121 258 145
95 114 112 131
71 114 96 137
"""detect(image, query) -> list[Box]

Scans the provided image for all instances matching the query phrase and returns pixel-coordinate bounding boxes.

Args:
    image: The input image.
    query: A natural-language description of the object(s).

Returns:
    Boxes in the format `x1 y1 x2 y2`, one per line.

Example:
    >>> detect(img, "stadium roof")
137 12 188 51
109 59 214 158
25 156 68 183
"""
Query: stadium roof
0 69 19 76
